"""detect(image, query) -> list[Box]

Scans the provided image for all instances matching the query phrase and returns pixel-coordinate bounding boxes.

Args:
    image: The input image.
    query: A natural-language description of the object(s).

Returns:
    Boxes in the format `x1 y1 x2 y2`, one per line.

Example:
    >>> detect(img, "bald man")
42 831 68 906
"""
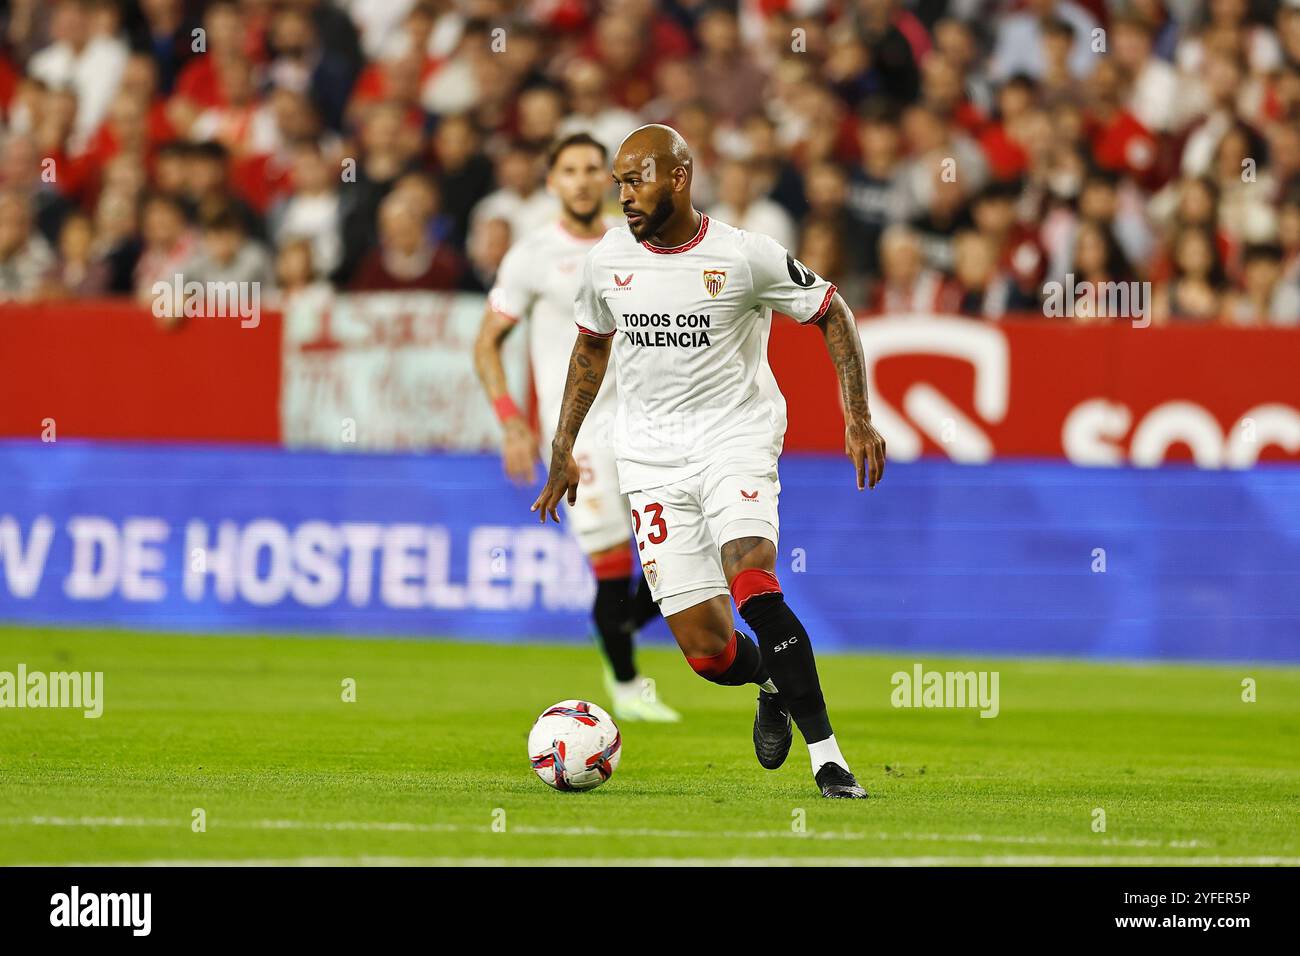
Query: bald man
475 132 680 724
533 125 886 798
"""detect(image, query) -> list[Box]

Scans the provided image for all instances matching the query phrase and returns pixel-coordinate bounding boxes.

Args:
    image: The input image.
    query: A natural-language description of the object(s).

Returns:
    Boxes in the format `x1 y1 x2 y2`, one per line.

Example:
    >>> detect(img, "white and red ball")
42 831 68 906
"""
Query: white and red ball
527 700 621 792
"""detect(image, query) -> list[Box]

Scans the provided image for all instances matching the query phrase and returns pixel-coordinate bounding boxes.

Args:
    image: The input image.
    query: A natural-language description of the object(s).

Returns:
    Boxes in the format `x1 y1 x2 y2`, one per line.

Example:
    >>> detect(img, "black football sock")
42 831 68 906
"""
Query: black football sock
733 570 833 743
685 630 769 687
629 574 660 631
593 577 638 683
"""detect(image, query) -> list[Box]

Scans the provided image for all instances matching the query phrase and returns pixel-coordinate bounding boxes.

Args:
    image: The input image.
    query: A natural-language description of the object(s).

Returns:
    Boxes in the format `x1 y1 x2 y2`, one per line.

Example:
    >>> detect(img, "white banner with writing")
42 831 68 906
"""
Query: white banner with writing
281 289 528 451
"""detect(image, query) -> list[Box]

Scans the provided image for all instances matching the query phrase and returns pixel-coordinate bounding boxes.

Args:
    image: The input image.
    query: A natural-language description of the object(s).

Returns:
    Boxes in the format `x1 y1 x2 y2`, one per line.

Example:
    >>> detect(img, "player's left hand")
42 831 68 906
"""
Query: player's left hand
530 449 580 523
846 416 886 490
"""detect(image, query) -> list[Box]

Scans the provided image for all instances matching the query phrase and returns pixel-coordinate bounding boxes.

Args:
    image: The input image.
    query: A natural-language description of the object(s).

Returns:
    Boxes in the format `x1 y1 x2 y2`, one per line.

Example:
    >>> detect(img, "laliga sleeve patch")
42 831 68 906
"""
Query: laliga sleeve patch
786 254 817 288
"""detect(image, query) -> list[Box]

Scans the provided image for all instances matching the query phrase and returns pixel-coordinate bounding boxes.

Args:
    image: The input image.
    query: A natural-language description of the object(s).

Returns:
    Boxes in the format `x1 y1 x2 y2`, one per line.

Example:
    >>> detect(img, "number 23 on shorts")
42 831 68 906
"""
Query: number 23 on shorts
631 502 667 552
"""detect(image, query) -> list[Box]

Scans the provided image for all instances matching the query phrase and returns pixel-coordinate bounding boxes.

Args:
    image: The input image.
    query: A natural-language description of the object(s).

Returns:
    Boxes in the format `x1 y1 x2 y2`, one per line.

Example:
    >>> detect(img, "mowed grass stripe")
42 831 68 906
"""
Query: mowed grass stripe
1 626 1297 865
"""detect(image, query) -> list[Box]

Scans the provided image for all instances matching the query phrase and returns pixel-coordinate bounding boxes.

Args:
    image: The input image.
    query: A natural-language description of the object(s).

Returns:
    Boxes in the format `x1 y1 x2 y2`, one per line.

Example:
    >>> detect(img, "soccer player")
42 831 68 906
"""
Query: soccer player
532 126 886 798
474 132 680 723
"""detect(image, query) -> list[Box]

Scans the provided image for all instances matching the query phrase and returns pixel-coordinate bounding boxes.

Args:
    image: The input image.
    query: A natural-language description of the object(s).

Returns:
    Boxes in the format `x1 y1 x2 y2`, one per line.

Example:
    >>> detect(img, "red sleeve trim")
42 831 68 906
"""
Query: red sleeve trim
487 290 521 323
576 324 616 338
800 284 837 324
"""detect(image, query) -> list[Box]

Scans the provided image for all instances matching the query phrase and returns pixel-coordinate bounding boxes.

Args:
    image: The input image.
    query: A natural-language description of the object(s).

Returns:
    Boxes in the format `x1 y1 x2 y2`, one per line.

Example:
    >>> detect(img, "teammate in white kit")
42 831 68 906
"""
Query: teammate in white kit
532 126 886 798
474 133 679 723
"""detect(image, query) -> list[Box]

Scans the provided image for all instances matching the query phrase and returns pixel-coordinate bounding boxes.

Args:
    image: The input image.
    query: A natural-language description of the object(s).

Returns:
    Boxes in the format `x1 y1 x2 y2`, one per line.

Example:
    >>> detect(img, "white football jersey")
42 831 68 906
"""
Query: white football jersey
488 217 621 446
574 214 836 493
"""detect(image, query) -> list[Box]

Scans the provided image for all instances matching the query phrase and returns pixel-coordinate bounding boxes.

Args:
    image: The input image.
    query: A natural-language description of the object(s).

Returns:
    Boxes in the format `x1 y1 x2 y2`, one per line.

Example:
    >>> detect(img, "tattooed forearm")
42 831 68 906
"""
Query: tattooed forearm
815 294 870 420
552 334 611 452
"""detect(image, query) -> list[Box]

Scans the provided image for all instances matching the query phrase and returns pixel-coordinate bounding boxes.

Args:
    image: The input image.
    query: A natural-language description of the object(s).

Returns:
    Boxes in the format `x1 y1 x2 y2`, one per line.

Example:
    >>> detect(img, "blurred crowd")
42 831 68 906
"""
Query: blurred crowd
0 0 1298 324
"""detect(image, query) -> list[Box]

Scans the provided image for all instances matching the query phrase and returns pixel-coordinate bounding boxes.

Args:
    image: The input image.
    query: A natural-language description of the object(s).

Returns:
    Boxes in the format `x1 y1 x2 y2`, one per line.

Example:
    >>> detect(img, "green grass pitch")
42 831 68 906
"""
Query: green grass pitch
1 625 1297 866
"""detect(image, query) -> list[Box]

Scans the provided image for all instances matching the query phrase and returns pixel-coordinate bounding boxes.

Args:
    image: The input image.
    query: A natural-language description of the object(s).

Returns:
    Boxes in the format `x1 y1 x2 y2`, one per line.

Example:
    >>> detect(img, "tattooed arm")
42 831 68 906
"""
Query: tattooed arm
814 293 886 489
530 332 612 522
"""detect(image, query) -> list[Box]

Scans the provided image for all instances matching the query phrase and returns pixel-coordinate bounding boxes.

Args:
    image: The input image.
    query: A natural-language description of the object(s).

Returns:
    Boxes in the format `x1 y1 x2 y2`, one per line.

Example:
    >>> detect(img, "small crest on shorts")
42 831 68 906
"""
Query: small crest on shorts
702 269 727 298
642 559 659 589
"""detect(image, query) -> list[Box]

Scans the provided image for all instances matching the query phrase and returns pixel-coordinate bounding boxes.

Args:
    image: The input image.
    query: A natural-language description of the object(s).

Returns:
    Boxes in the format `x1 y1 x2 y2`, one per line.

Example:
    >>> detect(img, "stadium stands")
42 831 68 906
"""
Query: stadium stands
0 0 1295 324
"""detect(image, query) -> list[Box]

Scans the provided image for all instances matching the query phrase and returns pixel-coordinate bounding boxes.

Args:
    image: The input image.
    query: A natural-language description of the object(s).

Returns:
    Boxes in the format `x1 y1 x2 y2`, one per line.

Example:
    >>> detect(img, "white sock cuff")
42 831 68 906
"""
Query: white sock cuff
808 734 848 775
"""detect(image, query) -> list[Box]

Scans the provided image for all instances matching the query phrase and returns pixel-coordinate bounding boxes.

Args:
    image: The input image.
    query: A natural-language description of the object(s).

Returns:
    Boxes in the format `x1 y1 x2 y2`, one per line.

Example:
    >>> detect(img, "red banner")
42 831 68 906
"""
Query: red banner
770 315 1300 466
0 300 281 444
3 300 1298 467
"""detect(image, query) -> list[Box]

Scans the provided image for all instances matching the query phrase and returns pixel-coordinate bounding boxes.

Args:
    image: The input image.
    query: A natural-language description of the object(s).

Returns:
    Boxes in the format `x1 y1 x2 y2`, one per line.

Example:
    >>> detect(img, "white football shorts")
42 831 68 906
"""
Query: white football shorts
626 459 780 616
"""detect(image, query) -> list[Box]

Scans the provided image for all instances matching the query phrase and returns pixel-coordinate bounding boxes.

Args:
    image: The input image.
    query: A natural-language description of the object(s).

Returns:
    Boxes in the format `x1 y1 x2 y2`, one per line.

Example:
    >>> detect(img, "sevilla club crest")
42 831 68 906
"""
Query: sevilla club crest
702 269 727 298
642 559 659 589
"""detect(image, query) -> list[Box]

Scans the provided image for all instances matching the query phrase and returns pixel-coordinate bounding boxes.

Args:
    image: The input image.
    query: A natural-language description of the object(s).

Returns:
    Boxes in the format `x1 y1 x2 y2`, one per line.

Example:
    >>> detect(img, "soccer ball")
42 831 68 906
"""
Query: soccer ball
527 700 621 792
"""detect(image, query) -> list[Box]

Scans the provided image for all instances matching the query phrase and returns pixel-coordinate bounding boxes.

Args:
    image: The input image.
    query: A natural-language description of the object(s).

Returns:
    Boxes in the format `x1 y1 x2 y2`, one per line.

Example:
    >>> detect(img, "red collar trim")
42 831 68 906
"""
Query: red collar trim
642 214 709 254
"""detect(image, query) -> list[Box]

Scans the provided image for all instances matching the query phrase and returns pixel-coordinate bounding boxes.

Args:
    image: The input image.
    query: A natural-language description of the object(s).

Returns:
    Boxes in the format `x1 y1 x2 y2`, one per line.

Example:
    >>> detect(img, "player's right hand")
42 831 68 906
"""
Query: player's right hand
531 449 580 523
501 419 539 485
846 415 887 490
